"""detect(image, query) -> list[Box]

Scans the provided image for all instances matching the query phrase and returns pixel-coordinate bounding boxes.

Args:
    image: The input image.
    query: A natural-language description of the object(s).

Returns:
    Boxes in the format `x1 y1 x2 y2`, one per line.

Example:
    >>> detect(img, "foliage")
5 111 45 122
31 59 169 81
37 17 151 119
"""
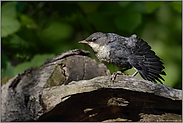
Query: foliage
1 1 182 89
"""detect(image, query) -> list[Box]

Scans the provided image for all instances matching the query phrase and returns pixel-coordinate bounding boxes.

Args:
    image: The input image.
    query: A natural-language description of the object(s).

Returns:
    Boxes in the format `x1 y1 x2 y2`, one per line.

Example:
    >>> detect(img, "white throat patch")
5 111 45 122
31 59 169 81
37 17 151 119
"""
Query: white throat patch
88 42 110 61
88 42 101 52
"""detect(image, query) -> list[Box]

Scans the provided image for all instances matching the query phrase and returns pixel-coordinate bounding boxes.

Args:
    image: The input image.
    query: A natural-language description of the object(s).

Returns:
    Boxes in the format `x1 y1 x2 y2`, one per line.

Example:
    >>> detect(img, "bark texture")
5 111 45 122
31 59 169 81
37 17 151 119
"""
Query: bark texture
1 49 182 122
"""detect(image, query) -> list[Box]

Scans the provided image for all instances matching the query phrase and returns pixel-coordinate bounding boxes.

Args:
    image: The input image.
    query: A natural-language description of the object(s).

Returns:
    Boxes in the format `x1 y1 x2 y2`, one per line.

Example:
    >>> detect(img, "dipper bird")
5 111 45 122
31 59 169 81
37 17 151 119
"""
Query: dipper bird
79 32 166 84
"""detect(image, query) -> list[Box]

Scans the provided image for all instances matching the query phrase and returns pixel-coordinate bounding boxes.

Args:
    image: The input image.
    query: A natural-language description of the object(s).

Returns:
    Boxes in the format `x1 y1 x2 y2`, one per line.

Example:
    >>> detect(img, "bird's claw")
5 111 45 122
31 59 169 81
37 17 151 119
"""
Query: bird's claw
110 71 126 83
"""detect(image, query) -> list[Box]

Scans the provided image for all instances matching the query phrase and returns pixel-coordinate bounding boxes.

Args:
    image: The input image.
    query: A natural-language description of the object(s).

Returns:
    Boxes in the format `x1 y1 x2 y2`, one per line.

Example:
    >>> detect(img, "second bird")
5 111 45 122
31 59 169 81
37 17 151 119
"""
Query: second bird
79 32 166 84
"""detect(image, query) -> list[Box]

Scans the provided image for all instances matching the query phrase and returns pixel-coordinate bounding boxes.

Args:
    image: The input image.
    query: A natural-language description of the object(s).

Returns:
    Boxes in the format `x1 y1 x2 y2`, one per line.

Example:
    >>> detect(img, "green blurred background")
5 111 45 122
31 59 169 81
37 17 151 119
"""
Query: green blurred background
1 1 182 89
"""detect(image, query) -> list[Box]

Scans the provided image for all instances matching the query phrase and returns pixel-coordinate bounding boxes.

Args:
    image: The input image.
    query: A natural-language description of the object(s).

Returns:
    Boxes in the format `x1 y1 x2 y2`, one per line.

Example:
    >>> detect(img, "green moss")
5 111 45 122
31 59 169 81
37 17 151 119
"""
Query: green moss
44 65 66 88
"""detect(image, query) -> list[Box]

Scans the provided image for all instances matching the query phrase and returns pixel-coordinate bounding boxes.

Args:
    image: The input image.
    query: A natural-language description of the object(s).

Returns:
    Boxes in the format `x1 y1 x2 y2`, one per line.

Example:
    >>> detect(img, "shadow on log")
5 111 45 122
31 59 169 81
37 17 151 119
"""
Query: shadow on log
1 49 182 122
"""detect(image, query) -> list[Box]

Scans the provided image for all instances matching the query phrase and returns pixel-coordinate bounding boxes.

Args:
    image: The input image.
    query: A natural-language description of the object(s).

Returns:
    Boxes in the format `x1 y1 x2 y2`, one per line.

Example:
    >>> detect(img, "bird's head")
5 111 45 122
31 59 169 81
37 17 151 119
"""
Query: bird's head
78 32 108 52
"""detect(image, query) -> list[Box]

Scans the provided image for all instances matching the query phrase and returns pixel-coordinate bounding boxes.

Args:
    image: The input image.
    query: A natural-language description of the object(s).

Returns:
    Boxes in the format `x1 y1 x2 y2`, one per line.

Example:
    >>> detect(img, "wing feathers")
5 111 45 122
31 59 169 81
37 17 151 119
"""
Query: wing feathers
128 37 166 84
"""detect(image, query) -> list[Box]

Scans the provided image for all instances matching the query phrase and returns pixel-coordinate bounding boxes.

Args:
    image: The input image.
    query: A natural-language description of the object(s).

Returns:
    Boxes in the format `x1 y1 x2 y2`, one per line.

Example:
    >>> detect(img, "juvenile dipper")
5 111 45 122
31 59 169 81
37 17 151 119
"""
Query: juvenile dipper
79 32 166 84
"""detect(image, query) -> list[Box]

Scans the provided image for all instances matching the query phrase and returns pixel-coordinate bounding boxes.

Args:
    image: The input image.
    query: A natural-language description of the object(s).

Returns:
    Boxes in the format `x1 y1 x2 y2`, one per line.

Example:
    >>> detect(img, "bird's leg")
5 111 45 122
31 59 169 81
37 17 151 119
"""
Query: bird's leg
111 71 123 83
110 68 129 83
132 70 138 76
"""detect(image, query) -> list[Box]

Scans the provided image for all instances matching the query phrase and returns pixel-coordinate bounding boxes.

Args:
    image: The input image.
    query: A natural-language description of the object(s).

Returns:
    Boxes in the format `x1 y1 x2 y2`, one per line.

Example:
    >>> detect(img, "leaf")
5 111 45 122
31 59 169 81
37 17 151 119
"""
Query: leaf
14 61 33 75
14 54 54 75
2 2 17 17
1 2 20 38
1 62 15 78
115 12 142 33
30 54 55 67
1 17 20 38
146 1 164 13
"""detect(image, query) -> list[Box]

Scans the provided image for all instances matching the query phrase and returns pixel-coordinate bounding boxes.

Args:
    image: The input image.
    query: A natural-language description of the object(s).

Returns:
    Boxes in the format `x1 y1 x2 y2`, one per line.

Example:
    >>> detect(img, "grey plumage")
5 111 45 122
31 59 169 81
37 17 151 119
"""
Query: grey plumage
79 32 166 84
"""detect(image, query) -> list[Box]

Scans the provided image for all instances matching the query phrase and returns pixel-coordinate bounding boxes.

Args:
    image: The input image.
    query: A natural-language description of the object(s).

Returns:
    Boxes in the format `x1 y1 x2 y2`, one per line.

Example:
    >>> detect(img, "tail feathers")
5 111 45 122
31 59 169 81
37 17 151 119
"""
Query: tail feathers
160 71 166 75
137 64 165 84
128 37 166 84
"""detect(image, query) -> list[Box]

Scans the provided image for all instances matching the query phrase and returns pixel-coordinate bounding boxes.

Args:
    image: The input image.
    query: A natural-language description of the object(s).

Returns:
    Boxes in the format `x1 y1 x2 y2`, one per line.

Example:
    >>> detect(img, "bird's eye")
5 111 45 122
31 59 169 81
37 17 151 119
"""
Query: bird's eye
92 38 97 41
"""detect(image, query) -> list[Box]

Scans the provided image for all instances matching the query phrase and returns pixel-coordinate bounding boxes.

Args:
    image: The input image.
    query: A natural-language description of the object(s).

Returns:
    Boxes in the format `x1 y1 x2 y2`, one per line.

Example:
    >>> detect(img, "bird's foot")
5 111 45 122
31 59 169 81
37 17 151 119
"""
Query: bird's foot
110 71 126 83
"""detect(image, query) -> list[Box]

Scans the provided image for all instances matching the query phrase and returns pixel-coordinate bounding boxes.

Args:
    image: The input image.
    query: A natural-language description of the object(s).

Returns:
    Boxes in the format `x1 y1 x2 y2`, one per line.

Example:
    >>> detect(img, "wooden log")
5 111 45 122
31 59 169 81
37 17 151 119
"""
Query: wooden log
1 49 182 122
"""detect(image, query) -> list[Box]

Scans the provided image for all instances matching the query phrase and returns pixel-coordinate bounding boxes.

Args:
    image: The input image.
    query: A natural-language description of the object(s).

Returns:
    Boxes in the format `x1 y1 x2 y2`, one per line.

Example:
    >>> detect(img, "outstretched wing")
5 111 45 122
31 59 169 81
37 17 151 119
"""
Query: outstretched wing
128 37 166 84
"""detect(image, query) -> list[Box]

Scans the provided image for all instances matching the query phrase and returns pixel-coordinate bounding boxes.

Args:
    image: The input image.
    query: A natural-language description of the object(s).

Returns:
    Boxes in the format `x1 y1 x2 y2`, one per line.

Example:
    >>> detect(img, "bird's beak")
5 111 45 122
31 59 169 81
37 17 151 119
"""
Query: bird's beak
78 40 89 44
